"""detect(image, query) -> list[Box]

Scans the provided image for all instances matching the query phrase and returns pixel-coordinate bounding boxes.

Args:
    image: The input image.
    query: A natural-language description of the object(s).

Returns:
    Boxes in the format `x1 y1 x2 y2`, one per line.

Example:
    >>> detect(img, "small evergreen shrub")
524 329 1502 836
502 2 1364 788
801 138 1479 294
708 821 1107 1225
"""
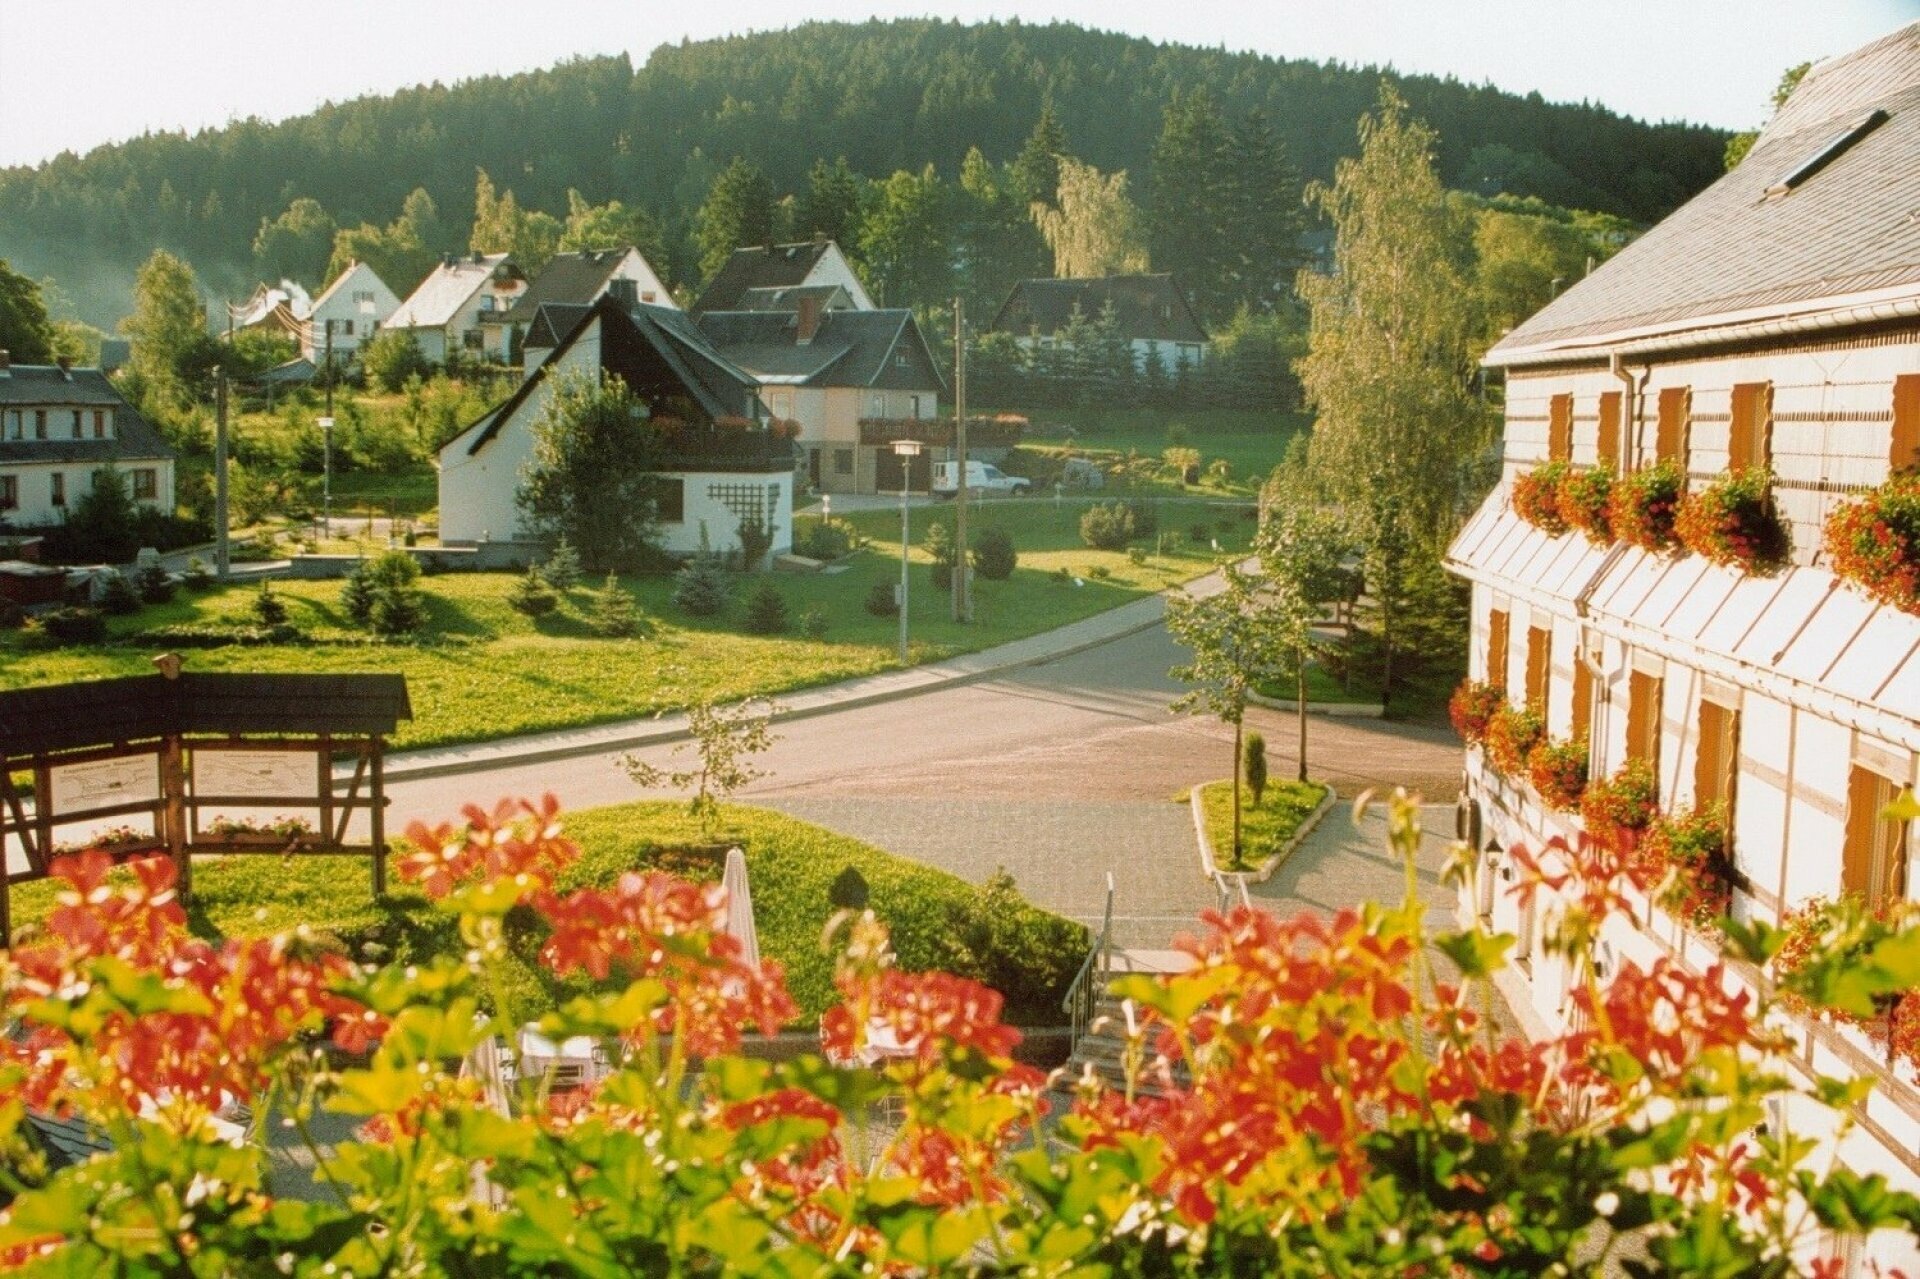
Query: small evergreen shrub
1127 546 1147 566
925 521 956 591
182 557 213 590
1050 566 1072 586
1080 501 1135 550
368 587 426 637
590 572 644 638
135 563 175 605
96 571 140 617
40 606 106 645
344 551 424 634
971 525 1017 580
507 566 560 617
542 536 583 590
1088 565 1112 580
1243 731 1268 807
864 580 898 616
341 564 376 624
800 607 829 639
250 582 289 627
743 581 790 635
1126 498 1159 539
673 549 731 617
828 866 870 910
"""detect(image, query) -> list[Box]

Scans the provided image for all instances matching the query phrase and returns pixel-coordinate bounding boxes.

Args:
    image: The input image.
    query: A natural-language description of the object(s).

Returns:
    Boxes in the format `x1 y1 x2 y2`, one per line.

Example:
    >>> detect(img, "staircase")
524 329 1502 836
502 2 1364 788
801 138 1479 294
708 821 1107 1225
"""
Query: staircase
1058 994 1187 1098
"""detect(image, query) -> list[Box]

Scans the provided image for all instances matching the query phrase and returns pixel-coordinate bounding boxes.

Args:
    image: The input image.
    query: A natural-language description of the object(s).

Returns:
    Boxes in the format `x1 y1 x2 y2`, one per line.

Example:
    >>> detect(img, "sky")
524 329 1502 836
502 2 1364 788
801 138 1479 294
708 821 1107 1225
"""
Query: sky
0 0 1914 169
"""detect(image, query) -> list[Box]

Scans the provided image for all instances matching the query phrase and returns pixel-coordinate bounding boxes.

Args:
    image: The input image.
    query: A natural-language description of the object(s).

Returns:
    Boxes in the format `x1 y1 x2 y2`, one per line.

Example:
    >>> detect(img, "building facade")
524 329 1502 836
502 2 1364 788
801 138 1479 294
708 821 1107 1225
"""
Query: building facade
386 252 528 364
0 356 176 532
989 274 1208 373
1451 25 1920 1274
306 261 401 363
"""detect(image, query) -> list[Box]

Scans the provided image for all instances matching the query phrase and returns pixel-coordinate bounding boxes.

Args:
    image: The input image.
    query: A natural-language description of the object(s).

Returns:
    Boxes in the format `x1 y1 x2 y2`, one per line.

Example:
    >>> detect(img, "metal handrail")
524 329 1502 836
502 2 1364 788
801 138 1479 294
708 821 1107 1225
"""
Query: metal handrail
1062 872 1116 1047
1212 870 1252 912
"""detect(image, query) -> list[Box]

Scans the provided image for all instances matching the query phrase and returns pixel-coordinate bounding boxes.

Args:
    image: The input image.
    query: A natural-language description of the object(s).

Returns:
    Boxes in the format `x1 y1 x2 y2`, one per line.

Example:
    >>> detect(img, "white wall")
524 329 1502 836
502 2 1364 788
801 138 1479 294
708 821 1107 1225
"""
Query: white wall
0 459 174 530
306 263 402 361
612 249 675 309
655 471 794 559
808 245 876 310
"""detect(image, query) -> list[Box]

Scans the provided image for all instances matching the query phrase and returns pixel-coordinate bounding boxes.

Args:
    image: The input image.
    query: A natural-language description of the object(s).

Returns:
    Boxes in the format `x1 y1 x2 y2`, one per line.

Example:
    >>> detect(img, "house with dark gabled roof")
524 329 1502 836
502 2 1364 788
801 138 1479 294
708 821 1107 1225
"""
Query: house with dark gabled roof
696 300 944 494
0 353 177 529
690 238 875 317
501 248 675 369
1449 25 1920 1251
989 273 1209 374
438 296 796 562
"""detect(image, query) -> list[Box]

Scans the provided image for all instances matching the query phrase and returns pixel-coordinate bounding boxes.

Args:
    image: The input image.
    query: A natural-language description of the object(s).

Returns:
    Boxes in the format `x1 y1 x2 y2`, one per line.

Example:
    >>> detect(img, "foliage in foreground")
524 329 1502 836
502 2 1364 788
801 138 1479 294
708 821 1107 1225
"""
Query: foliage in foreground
3 792 1920 1276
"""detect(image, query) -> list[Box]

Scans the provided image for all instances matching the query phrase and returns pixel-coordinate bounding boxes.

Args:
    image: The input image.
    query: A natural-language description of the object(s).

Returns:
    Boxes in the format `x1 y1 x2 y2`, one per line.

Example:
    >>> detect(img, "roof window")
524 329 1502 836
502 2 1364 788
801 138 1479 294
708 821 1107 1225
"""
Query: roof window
1765 108 1888 197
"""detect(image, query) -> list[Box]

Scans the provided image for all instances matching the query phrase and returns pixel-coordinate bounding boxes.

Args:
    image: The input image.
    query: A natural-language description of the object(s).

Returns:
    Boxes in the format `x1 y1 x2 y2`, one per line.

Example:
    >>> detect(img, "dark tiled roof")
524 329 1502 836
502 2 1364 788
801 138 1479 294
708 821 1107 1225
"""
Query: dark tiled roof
501 250 635 325
691 241 834 315
735 284 850 312
0 366 176 464
1489 21 1920 361
989 274 1209 345
697 309 944 390
525 303 593 350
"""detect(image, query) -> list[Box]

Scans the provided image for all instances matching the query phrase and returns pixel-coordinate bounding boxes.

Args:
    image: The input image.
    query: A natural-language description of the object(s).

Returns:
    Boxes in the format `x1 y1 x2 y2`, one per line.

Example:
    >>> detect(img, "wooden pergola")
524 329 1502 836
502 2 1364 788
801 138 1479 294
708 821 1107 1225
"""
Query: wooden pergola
0 670 411 940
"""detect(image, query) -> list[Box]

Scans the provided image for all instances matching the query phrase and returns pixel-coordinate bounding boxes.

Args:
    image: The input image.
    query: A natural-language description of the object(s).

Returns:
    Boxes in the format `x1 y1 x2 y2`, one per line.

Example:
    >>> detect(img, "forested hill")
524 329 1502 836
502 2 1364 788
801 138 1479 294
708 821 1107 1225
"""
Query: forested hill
0 18 1728 325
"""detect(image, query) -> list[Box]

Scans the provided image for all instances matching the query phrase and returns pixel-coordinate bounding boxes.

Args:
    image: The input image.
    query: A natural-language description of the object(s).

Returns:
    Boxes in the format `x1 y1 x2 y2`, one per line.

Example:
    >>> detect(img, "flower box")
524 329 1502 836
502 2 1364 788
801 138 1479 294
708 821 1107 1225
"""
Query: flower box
1608 460 1685 553
1526 738 1589 811
1579 758 1659 844
1639 804 1731 934
1824 474 1920 614
1448 679 1503 744
1556 467 1613 544
1512 461 1571 535
1674 468 1790 574
1484 703 1545 778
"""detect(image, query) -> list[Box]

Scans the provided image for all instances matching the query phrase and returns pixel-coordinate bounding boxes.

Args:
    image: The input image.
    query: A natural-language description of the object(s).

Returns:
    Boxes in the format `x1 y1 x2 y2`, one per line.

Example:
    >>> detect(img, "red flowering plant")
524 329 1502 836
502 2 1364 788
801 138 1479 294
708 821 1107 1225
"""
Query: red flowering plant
1675 467 1792 573
1825 474 1920 614
1768 893 1920 1073
1638 802 1734 933
1448 677 1503 744
1526 736 1589 810
1557 465 1614 544
1579 756 1661 844
7 791 1920 1275
1483 701 1545 777
1512 460 1572 534
1609 459 1686 553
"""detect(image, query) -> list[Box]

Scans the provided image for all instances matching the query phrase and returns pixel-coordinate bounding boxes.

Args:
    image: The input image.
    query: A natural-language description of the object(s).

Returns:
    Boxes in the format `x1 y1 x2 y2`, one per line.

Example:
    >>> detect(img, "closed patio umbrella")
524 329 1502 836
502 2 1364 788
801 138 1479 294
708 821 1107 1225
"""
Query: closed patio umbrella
721 846 760 971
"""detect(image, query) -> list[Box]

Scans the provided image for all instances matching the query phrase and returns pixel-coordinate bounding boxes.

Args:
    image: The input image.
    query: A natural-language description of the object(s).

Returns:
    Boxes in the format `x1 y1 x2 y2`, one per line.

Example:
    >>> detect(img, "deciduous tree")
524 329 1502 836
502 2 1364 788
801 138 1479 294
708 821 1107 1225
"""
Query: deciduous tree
622 697 778 834
0 259 56 365
251 197 336 286
1032 157 1148 280
516 369 665 571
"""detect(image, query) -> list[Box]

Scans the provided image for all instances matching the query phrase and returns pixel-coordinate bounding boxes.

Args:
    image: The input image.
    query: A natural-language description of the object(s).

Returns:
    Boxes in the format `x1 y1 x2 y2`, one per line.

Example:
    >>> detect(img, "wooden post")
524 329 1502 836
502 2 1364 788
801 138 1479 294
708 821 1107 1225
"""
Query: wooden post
369 738 387 898
317 732 334 850
161 735 190 904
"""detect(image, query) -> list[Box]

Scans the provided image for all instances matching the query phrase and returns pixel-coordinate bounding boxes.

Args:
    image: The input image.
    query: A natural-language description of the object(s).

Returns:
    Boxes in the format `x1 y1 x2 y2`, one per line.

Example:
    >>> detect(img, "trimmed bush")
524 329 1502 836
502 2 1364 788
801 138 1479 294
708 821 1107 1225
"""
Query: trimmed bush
590 572 644 638
673 548 731 617
971 525 1017 580
742 581 790 635
250 582 289 626
542 536 583 590
795 518 856 561
96 571 140 616
864 580 898 616
800 607 829 639
135 563 175 605
1080 501 1134 550
182 557 213 591
39 606 106 645
1243 730 1268 806
506 566 560 618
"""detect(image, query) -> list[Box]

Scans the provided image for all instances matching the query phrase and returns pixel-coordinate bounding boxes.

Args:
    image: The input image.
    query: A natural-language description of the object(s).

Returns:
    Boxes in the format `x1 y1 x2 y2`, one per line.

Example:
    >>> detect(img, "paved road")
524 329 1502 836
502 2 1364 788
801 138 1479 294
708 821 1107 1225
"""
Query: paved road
385 622 1465 949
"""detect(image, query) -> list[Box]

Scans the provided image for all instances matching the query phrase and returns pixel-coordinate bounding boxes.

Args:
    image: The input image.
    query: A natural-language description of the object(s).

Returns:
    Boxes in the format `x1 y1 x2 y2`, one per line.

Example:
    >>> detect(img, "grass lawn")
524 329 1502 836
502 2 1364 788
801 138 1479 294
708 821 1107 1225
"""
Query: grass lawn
1008 406 1309 498
1255 662 1383 707
1197 778 1330 873
9 802 1086 1027
0 497 1254 753
326 470 438 522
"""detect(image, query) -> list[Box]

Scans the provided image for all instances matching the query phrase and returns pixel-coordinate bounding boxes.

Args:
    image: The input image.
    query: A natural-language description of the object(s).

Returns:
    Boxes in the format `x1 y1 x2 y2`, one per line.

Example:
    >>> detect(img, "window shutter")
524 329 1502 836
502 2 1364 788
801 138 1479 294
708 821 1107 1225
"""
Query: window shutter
1598 392 1621 470
1549 395 1573 462
1892 374 1920 471
1657 387 1690 465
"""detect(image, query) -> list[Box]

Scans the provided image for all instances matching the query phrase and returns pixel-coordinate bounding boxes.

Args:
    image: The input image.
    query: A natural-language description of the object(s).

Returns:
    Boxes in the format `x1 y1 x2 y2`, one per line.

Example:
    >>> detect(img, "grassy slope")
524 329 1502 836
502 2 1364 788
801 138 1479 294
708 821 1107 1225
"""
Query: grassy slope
1012 407 1309 497
9 802 1086 1026
1198 779 1329 873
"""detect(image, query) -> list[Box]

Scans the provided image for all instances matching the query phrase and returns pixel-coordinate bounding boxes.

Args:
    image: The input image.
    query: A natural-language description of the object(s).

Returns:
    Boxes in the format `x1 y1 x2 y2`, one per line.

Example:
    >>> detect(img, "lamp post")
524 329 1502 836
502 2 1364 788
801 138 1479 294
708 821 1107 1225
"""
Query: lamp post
318 415 334 537
891 439 923 663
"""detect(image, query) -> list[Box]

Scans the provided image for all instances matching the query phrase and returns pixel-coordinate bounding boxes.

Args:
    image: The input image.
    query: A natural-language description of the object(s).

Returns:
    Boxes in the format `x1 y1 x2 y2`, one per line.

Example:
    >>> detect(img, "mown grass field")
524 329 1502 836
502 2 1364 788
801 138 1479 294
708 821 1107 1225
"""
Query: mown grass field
1197 778 1330 873
0 497 1254 752
1009 407 1309 498
9 802 1086 1026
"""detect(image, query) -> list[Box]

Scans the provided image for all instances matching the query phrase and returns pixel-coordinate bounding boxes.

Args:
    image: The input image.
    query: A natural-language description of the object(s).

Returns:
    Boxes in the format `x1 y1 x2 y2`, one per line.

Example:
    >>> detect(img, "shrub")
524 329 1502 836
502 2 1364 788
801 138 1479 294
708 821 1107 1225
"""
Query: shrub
1825 474 1920 613
134 563 175 605
250 581 289 626
1243 730 1268 806
673 548 731 617
507 566 560 617
1609 460 1685 553
1080 500 1135 550
1088 564 1112 580
932 867 1091 1027
1051 566 1072 586
1449 679 1504 744
736 515 774 572
39 606 106 644
1579 758 1660 841
590 572 644 638
344 551 424 632
1526 738 1589 811
341 563 376 624
368 586 426 637
1127 497 1159 540
795 517 855 561
1512 461 1570 534
1640 804 1732 932
1190 522 1213 542
0 600 22 630
1557 466 1613 544
96 570 140 616
361 328 431 393
800 607 829 639
971 525 1017 580
743 581 790 635
1206 458 1232 488
827 865 870 909
863 580 898 616
182 556 213 590
1484 703 1544 777
542 536 583 590
1675 468 1790 573
925 521 956 591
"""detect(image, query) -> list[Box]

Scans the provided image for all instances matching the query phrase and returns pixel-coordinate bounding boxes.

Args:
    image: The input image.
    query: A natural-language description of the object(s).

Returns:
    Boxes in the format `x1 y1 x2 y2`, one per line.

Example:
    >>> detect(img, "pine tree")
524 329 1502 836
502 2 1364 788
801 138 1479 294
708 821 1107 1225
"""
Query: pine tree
590 571 644 638
1222 109 1305 314
506 565 559 617
673 528 732 617
743 581 791 635
1148 87 1233 317
696 159 777 282
1012 103 1070 208
543 535 583 590
798 157 865 244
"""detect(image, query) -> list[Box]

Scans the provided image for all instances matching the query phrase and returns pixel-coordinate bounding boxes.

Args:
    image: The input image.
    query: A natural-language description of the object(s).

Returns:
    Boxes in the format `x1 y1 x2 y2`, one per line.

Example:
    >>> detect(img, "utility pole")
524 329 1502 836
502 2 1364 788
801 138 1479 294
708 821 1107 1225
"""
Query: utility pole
951 296 970 622
322 320 335 534
214 367 230 580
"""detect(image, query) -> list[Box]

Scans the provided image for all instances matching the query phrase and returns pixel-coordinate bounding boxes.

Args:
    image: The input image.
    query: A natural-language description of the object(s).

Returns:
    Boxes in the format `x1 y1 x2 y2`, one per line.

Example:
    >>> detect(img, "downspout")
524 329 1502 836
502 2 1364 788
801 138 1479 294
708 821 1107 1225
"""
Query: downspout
1608 351 1639 477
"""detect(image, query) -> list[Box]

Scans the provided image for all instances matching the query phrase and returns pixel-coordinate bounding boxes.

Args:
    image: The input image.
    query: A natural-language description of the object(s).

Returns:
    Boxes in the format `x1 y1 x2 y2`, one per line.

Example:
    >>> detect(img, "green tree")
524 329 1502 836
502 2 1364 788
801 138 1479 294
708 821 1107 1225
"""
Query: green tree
857 166 950 307
360 329 431 393
1469 200 1595 357
558 190 666 266
955 147 1048 318
1222 108 1305 314
1148 87 1233 312
251 197 336 286
327 188 443 297
620 697 778 835
121 250 212 405
696 159 777 282
1258 506 1353 779
0 259 56 365
469 169 561 273
1011 103 1070 208
1033 157 1149 279
516 369 664 571
796 157 866 246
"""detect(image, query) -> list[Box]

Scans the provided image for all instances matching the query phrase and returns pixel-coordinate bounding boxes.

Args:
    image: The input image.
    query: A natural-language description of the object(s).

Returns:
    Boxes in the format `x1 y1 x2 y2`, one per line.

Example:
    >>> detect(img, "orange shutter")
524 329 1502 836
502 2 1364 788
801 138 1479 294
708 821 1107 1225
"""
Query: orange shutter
1730 383 1773 472
1571 662 1594 744
1656 387 1690 466
1598 392 1621 471
1893 374 1920 472
1627 671 1663 782
1549 395 1573 462
1844 767 1879 900
1526 626 1551 712
1487 610 1510 692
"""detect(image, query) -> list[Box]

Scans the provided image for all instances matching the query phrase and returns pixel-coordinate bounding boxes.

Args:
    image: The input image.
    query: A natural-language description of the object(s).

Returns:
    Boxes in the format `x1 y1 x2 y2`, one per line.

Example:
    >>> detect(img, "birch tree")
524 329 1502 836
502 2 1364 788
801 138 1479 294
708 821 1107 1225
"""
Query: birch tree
1032 157 1148 280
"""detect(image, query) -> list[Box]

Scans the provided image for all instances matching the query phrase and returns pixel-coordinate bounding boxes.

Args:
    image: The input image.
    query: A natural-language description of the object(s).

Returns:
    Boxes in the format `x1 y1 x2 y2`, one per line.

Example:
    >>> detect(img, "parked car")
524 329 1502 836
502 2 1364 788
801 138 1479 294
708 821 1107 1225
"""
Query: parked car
933 460 1030 498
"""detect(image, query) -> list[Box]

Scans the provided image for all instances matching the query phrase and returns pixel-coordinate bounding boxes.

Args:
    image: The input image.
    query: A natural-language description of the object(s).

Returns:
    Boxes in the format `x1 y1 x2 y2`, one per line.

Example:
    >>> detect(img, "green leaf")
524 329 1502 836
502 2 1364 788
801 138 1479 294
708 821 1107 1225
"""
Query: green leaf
1433 927 1515 979
1717 916 1784 966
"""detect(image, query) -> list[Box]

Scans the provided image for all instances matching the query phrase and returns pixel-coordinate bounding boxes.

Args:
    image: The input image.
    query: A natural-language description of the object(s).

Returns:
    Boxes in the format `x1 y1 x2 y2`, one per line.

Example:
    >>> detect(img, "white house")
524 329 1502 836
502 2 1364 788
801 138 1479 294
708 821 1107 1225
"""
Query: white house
503 247 675 372
989 273 1209 373
0 354 176 530
385 252 527 365
438 296 795 562
305 261 401 363
690 238 875 316
1451 24 1920 1274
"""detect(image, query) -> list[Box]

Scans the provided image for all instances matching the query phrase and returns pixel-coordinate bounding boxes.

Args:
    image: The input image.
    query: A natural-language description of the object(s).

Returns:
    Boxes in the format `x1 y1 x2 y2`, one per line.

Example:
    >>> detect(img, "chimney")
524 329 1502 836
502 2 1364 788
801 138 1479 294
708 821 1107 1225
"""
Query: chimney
795 294 821 344
55 356 71 379
812 230 828 246
442 253 456 269
606 278 639 309
471 250 484 265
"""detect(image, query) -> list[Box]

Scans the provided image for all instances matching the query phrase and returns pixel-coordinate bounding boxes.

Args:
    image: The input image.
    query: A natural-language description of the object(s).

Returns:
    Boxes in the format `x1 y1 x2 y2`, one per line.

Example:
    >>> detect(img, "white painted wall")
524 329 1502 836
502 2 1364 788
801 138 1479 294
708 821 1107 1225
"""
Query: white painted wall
808 245 876 311
0 459 174 529
305 263 402 361
656 471 794 559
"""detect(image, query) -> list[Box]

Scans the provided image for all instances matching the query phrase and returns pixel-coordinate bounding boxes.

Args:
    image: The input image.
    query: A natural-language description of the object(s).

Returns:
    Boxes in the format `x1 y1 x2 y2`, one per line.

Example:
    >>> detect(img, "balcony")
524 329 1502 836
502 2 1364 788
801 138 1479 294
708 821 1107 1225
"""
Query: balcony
650 420 798 474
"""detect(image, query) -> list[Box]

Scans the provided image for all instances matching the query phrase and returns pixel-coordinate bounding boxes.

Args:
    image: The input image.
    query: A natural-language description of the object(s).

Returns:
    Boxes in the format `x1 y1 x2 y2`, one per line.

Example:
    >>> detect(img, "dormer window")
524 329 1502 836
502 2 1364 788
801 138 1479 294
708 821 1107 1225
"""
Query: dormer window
1765 109 1888 197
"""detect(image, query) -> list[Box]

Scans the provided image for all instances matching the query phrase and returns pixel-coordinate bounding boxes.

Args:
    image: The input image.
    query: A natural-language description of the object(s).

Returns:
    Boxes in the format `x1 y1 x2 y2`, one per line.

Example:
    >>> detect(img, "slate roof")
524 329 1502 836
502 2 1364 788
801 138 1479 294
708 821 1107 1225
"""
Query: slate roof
696 309 943 390
692 241 835 315
1488 21 1920 363
525 303 593 350
989 274 1209 345
389 253 515 330
0 366 176 464
311 260 395 312
501 249 636 325
734 284 851 313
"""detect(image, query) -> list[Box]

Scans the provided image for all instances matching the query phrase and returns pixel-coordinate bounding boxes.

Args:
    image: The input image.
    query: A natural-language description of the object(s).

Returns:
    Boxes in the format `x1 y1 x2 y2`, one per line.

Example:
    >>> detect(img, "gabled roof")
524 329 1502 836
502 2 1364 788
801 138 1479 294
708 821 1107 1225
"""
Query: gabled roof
696 309 945 391
692 240 836 315
501 249 641 325
525 303 593 351
0 366 175 464
388 253 516 330
311 260 396 312
735 284 852 313
989 274 1209 345
1488 21 1920 365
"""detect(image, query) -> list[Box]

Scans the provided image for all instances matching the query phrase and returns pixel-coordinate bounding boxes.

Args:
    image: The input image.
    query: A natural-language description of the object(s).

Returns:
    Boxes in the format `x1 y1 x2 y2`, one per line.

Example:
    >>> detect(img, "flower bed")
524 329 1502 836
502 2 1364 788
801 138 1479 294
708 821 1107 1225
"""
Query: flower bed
1448 678 1503 744
1512 461 1571 534
1675 468 1790 574
1824 474 1920 614
1526 738 1589 811
1639 803 1732 933
1484 703 1545 777
1579 758 1659 843
1609 460 1685 553
1556 466 1614 544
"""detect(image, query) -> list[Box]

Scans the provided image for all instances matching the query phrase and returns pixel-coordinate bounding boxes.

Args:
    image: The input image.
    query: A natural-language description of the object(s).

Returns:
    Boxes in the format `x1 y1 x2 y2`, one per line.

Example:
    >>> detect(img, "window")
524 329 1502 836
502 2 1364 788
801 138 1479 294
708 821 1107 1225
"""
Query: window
1656 387 1691 466
1597 391 1622 471
131 468 157 501
833 448 854 476
341 320 355 336
1844 764 1911 908
0 476 15 510
352 290 375 305
1626 668 1663 781
1694 699 1739 837
5 411 18 440
93 409 106 439
1892 374 1920 472
1486 608 1510 692
1729 382 1772 472
644 475 684 523
70 410 82 440
1524 625 1551 713
1766 109 1888 197
463 329 483 351
909 395 922 418
49 473 64 507
868 395 884 417
33 410 46 440
1548 394 1573 461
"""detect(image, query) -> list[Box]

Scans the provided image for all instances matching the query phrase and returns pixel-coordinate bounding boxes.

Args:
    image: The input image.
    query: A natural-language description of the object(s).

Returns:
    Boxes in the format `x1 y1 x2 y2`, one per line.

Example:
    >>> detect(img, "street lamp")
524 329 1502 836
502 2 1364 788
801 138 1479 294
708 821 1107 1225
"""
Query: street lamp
891 439 924 663
318 415 334 536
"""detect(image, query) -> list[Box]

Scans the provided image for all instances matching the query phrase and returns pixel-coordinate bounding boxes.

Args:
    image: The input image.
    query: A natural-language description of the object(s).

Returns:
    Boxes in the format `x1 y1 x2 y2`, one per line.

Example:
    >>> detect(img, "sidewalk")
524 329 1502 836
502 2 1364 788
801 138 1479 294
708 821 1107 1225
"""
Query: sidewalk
374 564 1242 784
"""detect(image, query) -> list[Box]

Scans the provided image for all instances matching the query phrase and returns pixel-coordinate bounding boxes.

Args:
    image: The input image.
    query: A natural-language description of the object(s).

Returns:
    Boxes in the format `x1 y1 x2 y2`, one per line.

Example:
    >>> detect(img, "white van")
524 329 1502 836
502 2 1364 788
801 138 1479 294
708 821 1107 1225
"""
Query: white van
932 460 1029 498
